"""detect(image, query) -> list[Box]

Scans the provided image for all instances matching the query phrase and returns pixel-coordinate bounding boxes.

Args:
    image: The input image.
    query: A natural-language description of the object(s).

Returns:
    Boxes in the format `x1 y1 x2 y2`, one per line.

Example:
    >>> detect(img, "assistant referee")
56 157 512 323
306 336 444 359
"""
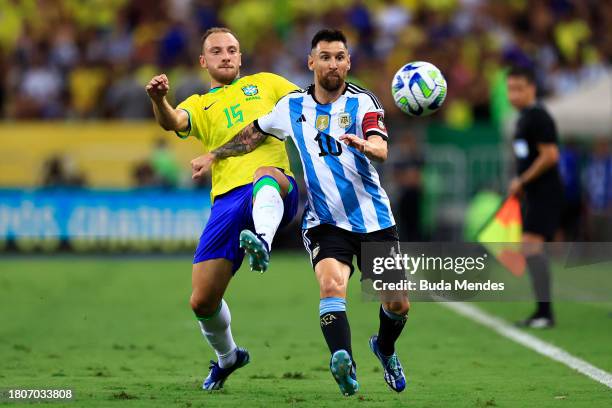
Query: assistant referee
506 66 564 328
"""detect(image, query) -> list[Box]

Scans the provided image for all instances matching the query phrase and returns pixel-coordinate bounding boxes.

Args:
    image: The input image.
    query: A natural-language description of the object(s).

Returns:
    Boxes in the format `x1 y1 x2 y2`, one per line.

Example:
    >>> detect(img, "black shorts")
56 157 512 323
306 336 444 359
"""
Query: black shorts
521 190 564 241
302 223 399 277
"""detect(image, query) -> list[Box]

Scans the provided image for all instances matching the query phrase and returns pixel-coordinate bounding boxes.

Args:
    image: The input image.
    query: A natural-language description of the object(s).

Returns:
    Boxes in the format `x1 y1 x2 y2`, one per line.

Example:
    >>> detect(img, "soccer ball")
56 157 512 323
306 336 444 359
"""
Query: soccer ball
391 61 447 116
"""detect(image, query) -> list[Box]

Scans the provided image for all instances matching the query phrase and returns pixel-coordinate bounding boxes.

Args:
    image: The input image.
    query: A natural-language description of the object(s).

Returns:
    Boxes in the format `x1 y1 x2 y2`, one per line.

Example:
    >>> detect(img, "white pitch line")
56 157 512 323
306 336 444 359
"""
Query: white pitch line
441 302 612 389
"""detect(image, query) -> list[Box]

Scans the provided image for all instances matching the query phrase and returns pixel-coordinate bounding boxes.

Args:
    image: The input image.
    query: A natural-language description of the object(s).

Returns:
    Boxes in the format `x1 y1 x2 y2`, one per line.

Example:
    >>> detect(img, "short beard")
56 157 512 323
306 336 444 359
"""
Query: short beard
319 74 344 92
211 67 239 85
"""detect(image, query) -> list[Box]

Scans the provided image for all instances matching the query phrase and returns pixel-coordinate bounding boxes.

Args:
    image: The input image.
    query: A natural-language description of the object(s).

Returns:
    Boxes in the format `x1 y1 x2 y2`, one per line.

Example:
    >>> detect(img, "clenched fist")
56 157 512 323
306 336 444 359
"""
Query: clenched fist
191 153 216 180
146 74 170 102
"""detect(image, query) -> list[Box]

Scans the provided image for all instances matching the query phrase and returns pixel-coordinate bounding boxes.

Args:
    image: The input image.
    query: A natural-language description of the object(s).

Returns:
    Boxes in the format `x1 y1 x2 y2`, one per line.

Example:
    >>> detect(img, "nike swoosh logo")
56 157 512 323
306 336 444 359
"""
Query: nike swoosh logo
204 102 217 110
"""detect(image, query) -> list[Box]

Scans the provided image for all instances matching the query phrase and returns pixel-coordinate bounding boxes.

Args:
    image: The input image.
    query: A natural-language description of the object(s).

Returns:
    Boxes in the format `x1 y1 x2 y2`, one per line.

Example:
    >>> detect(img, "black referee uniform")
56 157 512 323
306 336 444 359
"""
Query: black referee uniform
513 102 564 326
513 103 564 240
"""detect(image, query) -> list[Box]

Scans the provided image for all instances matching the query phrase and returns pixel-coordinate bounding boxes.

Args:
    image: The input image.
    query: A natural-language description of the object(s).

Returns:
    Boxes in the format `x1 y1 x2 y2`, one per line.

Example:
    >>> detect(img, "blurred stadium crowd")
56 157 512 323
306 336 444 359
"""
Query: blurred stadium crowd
0 0 610 123
0 0 610 242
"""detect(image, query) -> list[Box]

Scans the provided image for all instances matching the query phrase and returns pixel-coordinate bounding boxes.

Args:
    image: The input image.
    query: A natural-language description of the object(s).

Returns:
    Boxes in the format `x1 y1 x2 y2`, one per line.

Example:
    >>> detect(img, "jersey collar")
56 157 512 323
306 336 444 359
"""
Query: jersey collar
209 77 240 93
307 82 349 105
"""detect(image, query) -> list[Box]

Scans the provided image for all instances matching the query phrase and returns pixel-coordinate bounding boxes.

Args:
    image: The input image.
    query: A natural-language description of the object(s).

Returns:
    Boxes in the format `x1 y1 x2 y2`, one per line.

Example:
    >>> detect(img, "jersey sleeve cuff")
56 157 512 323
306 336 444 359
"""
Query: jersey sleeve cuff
174 109 191 139
254 119 283 141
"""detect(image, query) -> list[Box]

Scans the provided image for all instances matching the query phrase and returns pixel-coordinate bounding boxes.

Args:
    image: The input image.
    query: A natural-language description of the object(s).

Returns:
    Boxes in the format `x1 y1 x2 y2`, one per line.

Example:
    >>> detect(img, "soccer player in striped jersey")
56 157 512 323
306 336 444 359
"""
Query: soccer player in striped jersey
146 27 300 390
191 29 410 396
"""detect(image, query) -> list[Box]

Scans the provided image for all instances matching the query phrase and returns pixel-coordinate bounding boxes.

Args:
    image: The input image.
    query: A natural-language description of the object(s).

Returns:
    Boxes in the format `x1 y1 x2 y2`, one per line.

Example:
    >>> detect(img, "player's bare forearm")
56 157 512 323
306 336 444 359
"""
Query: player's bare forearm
192 123 268 179
210 122 268 160
146 74 188 131
152 98 187 131
364 136 388 162
519 143 559 185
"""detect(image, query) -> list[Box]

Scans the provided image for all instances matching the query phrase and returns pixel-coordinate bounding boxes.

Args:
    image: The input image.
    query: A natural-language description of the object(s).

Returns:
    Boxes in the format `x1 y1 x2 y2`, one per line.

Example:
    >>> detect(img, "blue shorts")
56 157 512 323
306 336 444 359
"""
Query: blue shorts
194 175 299 273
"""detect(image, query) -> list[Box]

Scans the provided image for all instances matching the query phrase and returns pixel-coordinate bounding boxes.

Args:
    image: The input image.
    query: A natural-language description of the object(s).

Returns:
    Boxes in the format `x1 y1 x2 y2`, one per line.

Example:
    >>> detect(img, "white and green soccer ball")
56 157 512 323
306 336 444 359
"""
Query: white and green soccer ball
391 61 447 116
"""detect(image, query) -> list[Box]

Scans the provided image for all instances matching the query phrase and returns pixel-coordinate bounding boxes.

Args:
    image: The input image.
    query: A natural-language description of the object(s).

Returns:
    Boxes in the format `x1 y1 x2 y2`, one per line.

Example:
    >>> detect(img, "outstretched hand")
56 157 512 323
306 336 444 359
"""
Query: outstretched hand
339 134 366 153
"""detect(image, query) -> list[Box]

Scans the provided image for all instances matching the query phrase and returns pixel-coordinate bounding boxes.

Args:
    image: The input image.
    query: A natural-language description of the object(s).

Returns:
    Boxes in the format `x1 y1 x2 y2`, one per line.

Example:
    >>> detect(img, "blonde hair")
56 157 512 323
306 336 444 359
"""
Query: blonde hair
200 27 239 51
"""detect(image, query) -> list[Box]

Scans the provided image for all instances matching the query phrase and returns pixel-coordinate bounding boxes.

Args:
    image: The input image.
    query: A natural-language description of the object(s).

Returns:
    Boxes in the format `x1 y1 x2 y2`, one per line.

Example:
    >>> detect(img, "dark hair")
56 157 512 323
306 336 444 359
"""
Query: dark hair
201 27 238 50
311 28 348 50
507 66 536 84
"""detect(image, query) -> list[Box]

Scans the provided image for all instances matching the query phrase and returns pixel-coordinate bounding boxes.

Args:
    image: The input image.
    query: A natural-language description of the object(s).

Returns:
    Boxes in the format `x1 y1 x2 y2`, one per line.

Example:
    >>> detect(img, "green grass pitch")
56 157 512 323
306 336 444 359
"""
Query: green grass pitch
1 254 611 407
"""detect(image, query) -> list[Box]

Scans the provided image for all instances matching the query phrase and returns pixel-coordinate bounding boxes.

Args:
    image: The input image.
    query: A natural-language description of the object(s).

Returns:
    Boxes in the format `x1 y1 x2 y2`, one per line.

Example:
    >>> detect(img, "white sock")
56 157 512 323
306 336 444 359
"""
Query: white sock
253 184 284 250
197 299 237 368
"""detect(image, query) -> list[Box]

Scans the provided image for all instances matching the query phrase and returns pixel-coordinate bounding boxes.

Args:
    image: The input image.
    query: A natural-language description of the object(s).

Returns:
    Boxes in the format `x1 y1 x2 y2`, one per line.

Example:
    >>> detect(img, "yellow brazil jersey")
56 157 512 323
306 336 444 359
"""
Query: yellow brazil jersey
176 72 298 200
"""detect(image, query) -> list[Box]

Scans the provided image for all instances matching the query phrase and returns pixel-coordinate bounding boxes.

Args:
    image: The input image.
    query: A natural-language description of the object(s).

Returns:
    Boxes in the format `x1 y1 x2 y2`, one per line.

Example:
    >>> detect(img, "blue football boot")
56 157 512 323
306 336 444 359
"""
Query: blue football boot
202 347 250 390
369 335 406 392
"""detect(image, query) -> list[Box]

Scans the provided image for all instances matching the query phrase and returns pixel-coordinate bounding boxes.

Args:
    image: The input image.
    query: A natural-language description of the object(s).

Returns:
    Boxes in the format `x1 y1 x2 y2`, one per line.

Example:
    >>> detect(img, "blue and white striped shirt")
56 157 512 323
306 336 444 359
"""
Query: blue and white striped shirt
255 83 395 233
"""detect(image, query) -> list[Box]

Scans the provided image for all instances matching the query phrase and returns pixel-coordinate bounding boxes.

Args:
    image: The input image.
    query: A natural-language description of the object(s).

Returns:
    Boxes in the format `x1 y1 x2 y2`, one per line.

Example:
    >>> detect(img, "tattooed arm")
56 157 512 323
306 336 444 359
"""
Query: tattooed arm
190 122 269 180
212 122 269 159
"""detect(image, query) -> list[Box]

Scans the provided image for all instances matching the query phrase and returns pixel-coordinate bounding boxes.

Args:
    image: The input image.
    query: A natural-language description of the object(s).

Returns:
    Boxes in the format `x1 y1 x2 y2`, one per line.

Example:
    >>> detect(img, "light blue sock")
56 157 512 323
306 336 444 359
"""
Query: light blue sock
319 297 346 316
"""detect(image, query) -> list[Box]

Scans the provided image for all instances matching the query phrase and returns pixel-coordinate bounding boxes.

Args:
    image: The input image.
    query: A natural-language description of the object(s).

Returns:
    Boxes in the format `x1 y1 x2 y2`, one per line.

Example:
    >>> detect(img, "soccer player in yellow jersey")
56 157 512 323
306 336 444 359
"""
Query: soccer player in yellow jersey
145 27 300 390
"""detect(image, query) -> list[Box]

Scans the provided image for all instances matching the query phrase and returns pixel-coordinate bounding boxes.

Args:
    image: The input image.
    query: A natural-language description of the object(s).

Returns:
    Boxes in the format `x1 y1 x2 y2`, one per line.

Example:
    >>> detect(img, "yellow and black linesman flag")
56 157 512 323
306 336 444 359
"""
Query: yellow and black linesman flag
476 196 526 277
